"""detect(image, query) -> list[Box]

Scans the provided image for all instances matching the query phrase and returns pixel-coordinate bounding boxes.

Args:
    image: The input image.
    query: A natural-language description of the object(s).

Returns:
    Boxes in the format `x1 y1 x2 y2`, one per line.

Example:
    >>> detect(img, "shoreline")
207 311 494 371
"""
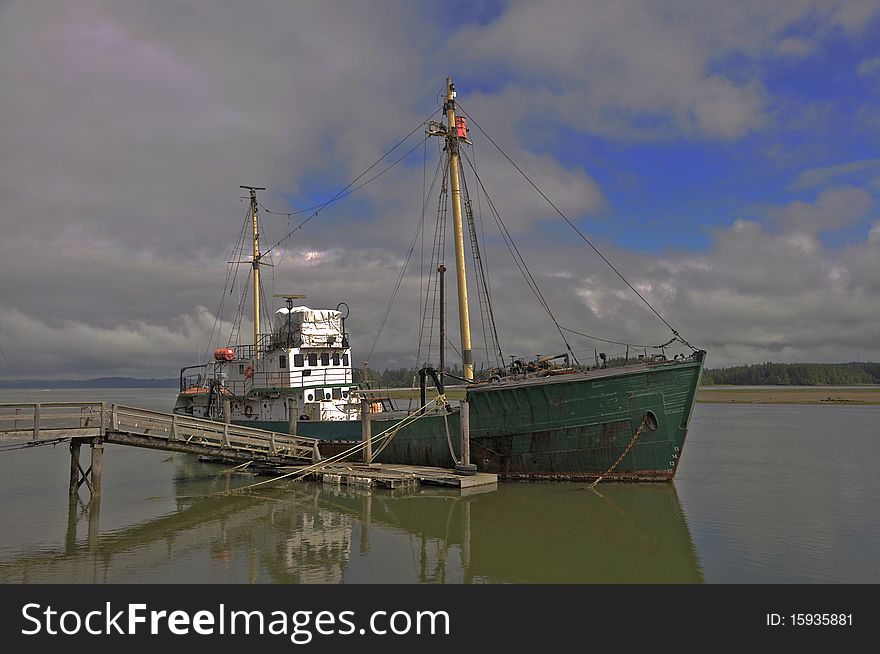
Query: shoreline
697 386 880 405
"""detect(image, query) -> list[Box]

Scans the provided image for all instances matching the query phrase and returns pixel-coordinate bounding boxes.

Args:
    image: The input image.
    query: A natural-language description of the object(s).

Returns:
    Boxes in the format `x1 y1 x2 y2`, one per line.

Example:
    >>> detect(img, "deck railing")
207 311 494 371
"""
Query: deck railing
182 368 353 396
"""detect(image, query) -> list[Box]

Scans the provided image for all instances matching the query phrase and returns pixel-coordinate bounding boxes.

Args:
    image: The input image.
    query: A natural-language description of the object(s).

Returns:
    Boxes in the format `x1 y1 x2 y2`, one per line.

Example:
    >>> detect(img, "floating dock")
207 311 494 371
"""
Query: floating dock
288 462 497 490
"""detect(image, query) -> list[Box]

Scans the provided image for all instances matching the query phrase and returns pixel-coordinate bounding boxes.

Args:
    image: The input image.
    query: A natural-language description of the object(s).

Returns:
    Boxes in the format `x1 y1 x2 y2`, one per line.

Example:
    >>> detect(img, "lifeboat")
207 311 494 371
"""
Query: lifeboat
214 348 235 361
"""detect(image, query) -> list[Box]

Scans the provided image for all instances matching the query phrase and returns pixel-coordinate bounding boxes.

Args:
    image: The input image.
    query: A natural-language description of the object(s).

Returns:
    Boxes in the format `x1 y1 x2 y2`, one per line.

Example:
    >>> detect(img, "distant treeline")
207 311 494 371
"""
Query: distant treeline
368 362 880 387
0 377 178 389
4 362 877 389
358 366 465 388
701 362 880 386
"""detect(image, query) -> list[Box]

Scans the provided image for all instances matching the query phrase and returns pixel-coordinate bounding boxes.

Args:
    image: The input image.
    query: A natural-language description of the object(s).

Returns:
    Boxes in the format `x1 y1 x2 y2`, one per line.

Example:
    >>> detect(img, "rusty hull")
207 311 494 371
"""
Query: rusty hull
296 352 705 482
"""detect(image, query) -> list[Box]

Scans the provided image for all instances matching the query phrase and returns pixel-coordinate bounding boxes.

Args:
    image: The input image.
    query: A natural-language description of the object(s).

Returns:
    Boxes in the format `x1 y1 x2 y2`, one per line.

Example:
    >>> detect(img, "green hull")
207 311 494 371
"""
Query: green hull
238 352 705 481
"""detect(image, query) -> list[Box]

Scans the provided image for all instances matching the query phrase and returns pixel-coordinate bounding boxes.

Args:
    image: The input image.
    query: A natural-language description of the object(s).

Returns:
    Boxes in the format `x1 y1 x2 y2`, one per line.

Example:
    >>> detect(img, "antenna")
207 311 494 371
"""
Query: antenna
273 293 306 311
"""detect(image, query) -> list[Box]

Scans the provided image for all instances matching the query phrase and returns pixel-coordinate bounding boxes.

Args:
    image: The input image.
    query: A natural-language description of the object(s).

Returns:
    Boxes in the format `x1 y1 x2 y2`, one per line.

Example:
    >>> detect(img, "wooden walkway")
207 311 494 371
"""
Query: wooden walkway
0 402 320 466
0 401 494 502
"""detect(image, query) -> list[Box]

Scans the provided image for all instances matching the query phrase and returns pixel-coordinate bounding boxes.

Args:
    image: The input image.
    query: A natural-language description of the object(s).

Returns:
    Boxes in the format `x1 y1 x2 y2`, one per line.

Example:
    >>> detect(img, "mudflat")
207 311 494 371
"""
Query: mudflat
697 386 880 405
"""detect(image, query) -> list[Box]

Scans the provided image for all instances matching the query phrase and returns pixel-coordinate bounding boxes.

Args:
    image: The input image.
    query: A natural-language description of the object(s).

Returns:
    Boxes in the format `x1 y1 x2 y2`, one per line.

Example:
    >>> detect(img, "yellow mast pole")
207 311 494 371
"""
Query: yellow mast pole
444 77 474 381
240 185 265 357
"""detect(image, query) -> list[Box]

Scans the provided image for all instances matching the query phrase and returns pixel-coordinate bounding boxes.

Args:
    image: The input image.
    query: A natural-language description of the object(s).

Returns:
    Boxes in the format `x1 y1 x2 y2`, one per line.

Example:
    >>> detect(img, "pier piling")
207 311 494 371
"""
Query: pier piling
89 440 103 500
361 398 372 464
68 441 82 499
455 400 477 475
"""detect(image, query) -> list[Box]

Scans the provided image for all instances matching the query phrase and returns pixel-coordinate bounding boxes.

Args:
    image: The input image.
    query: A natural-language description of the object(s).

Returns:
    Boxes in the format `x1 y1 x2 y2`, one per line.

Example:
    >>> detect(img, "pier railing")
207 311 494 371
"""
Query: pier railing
108 404 317 461
0 402 106 441
0 402 319 464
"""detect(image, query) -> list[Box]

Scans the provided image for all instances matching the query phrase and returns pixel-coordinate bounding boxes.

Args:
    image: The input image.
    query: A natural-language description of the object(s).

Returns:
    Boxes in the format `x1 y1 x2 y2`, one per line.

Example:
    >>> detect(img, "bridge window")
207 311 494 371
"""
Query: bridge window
342 354 349 366
321 353 329 366
332 387 342 400
333 353 340 366
279 355 287 369
239 364 245 374
294 353 303 367
308 353 318 366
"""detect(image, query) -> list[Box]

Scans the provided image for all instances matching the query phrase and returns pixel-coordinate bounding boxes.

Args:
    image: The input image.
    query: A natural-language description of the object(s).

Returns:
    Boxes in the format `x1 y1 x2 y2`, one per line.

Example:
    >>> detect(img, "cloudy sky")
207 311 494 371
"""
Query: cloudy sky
1 0 879 379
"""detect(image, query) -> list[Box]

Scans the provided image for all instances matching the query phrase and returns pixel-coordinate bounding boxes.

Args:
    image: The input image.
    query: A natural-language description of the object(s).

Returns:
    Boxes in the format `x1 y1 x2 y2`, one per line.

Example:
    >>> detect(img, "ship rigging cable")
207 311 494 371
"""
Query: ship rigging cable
0 342 33 402
368 147 447 367
458 153 504 368
202 203 255 365
415 154 449 372
559 326 678 350
257 108 441 259
460 148 579 365
457 103 691 347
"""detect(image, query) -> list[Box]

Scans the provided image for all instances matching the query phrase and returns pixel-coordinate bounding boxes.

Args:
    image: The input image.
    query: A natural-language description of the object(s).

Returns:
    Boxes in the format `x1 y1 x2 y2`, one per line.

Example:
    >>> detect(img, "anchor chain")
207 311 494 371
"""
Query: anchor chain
588 414 650 489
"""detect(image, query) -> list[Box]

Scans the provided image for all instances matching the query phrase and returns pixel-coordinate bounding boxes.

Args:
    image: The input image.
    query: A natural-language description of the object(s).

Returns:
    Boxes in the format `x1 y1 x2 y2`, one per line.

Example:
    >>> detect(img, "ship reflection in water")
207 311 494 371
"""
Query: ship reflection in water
0 457 703 583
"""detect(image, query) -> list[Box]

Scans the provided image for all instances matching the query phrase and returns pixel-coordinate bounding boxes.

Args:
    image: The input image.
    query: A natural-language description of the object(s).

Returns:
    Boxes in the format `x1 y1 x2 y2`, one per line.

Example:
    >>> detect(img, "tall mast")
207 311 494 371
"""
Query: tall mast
443 77 474 381
240 185 265 354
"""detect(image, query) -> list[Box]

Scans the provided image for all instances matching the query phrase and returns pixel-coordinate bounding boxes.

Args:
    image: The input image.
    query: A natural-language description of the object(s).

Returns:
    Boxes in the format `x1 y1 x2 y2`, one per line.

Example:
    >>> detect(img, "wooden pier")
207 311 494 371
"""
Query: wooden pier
0 401 495 499
0 402 321 500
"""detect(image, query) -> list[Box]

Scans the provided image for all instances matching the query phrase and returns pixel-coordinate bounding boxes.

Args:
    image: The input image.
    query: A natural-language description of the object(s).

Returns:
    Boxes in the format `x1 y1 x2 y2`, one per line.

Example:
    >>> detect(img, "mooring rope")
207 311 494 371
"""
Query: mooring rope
0 436 71 452
213 460 254 476
442 410 460 466
213 395 448 496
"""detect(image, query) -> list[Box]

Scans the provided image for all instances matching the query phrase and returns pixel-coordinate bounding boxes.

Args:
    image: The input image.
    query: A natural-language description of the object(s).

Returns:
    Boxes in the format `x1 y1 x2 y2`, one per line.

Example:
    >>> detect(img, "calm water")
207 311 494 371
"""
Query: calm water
0 388 877 583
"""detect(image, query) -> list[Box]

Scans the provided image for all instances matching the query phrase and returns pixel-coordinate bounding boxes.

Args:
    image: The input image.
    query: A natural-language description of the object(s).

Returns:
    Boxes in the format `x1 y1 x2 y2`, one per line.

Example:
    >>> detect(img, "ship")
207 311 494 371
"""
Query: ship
174 78 705 481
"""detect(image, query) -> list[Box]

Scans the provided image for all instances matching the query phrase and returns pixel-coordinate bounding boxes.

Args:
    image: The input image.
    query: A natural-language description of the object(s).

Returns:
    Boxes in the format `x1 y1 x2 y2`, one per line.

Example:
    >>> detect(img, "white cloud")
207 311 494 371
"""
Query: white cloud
449 0 769 141
1 1 880 379
770 186 875 233
0 306 225 379
791 159 880 189
832 0 880 34
776 37 814 58
448 0 878 142
857 56 880 75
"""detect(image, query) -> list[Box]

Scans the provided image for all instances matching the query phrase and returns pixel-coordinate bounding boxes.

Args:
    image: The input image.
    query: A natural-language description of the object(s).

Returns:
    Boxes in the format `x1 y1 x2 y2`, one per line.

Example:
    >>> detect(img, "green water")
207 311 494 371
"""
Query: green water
0 388 877 583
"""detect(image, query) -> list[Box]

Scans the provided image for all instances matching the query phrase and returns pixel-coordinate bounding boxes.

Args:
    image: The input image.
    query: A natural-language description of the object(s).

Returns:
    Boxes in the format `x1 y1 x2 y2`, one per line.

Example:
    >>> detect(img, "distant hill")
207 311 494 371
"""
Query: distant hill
701 362 880 386
0 377 178 389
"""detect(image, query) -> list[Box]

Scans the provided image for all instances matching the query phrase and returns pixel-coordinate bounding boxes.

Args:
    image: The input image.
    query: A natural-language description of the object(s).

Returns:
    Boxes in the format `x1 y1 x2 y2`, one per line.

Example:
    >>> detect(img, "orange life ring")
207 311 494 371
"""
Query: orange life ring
244 364 254 379
244 404 253 417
